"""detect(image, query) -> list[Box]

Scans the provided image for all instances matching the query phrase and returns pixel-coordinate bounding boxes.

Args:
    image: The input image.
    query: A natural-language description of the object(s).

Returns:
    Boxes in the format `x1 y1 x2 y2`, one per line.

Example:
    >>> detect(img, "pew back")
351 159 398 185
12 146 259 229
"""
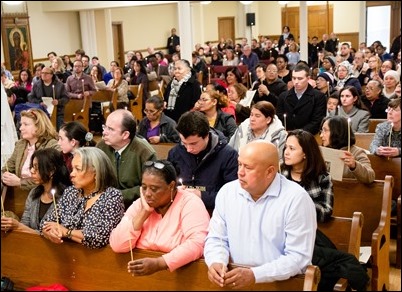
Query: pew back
332 175 393 291
1 231 320 291
151 143 176 160
354 133 374 150
64 97 90 130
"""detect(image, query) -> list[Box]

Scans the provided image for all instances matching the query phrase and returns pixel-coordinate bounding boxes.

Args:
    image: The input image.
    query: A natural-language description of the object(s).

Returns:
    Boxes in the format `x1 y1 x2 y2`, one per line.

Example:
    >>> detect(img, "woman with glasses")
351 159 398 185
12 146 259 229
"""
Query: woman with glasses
110 159 210 276
369 98 401 158
196 90 237 140
137 96 180 144
1 148 71 233
319 115 375 183
40 147 124 249
1 108 60 192
334 61 362 95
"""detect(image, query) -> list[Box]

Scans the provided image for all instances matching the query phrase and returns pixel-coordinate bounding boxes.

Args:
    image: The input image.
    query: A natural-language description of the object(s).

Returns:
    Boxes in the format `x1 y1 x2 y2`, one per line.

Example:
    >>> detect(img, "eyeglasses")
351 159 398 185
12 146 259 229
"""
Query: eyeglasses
319 128 330 134
144 161 165 170
41 72 53 75
30 164 39 173
102 124 116 132
198 98 212 103
143 109 160 115
385 107 401 113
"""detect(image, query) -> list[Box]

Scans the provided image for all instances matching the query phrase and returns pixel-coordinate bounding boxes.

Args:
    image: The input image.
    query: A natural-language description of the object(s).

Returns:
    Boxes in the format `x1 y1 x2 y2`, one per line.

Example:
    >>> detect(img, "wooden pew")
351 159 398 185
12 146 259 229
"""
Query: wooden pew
354 133 375 150
2 185 29 220
332 175 393 291
151 143 177 160
368 154 401 269
1 231 320 291
128 84 143 123
368 118 386 133
64 97 90 130
318 212 364 291
91 89 118 121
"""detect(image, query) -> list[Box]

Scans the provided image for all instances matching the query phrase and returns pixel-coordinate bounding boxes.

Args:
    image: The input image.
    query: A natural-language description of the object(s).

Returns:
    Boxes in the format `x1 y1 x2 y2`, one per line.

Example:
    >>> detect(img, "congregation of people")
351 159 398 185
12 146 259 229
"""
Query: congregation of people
1 25 401 291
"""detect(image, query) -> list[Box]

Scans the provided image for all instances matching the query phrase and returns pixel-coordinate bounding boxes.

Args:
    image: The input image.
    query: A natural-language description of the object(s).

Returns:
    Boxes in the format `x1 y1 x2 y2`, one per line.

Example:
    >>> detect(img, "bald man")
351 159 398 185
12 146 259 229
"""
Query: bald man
204 140 316 289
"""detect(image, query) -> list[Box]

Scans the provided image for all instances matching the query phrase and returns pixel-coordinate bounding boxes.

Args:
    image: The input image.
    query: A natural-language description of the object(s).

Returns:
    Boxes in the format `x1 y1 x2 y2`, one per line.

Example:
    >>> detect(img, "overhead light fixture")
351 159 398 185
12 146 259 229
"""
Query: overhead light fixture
240 1 253 5
278 1 289 5
200 1 211 4
3 1 24 5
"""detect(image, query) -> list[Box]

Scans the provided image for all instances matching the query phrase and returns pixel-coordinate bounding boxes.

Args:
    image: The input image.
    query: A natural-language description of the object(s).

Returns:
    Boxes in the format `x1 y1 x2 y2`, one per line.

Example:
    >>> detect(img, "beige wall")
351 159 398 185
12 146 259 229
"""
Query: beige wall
1 1 364 69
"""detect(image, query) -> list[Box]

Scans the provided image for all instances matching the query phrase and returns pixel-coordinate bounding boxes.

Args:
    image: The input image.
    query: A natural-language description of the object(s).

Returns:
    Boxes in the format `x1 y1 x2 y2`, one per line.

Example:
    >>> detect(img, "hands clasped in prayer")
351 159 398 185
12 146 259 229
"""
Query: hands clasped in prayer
207 263 256 289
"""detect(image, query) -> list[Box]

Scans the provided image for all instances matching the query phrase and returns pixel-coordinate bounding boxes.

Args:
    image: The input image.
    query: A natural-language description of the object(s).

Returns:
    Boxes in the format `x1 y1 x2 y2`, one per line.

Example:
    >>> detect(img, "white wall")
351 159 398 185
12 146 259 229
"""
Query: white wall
1 1 366 69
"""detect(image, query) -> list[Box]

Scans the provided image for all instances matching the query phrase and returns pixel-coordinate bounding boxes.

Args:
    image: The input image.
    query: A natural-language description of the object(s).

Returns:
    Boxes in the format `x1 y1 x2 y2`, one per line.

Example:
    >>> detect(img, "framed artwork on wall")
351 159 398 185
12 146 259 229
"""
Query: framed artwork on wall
1 16 33 76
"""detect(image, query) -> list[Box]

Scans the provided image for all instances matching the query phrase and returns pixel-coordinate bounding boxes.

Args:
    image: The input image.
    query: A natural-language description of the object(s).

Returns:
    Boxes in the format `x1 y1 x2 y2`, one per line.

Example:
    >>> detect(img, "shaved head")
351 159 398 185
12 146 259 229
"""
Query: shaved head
238 141 279 199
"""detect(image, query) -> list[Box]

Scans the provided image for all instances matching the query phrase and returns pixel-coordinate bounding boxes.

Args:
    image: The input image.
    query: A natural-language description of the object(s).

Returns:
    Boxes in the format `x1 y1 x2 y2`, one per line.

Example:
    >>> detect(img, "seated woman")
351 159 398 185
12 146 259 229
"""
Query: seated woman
137 96 180 144
227 82 250 125
1 108 60 191
229 101 287 162
320 115 375 183
334 61 362 95
128 60 149 101
1 148 71 233
281 130 333 223
40 147 125 249
369 97 401 157
338 86 371 133
109 159 210 276
197 90 237 140
58 121 96 172
106 67 129 110
204 83 235 119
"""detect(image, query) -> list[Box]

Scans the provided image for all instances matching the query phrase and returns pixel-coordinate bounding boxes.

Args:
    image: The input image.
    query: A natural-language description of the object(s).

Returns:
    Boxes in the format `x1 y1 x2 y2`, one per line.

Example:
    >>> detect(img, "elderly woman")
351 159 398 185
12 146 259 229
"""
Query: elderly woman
137 96 180 144
382 70 400 99
320 115 375 183
164 59 201 122
1 148 71 233
334 61 362 95
1 108 60 191
110 159 210 276
338 86 371 133
197 89 237 140
40 147 125 249
229 101 287 161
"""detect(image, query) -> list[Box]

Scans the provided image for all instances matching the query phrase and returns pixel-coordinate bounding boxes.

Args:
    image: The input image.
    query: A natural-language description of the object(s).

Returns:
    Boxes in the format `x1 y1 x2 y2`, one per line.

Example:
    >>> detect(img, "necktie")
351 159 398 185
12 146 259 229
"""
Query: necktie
115 152 121 176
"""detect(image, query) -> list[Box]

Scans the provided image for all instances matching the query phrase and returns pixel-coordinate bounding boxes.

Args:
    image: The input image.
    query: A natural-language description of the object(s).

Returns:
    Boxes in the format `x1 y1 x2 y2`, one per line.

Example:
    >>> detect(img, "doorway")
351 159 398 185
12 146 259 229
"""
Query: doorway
218 17 235 43
112 22 124 67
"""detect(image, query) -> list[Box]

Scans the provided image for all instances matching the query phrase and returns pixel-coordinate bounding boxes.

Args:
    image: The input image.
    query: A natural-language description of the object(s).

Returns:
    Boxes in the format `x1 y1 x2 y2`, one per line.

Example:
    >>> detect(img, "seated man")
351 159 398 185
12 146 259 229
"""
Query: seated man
204 141 317 289
167 111 238 215
96 109 157 209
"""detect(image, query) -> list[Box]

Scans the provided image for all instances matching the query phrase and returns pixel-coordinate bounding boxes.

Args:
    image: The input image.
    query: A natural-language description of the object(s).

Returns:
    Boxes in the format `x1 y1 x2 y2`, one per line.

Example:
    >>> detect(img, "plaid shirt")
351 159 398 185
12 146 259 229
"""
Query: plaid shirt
282 169 334 223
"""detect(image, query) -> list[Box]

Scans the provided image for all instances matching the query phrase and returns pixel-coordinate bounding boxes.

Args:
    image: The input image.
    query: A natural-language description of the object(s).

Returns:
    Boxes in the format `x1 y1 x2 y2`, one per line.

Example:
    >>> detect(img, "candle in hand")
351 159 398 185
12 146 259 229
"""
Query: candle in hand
283 113 287 131
347 118 351 152
52 84 55 100
179 178 183 187
208 67 211 84
51 189 60 232
81 79 85 97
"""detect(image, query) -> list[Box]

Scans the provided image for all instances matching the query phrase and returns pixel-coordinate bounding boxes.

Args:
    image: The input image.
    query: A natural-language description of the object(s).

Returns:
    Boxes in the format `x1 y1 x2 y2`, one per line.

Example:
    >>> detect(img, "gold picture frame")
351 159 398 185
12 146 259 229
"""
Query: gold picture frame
1 16 33 76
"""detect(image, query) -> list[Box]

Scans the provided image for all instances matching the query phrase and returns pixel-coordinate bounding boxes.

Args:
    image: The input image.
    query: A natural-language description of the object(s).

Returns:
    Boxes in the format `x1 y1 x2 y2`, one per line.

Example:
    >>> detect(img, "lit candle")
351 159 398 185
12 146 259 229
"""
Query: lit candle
347 118 351 152
208 67 211 84
179 178 183 187
283 113 287 131
337 105 340 116
124 216 134 262
327 81 330 98
52 84 55 100
248 72 252 88
81 79 85 97
51 189 60 232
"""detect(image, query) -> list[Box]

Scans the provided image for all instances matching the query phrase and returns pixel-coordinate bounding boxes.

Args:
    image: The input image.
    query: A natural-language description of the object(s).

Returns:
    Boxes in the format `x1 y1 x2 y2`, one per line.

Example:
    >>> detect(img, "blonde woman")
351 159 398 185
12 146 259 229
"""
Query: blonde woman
106 66 129 110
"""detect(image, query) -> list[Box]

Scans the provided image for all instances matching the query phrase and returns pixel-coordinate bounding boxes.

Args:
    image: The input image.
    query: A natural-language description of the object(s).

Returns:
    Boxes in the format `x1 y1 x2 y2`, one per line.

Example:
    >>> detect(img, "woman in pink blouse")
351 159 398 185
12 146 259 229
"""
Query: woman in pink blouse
109 159 210 276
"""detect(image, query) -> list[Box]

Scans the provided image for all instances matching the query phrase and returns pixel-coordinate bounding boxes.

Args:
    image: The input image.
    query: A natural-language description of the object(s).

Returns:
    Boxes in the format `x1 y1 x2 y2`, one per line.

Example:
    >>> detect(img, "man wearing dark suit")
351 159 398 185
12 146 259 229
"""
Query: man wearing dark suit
167 28 180 55
276 62 327 135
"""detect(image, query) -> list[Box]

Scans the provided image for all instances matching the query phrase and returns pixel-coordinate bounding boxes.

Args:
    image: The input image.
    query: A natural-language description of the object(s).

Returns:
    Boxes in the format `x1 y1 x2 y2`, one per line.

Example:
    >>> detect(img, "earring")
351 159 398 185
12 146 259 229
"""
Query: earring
170 189 173 203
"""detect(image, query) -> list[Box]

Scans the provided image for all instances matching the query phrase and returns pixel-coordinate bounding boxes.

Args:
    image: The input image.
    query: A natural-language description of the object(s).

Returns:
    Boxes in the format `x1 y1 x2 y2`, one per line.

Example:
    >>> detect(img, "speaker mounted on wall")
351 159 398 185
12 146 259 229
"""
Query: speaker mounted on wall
246 13 255 26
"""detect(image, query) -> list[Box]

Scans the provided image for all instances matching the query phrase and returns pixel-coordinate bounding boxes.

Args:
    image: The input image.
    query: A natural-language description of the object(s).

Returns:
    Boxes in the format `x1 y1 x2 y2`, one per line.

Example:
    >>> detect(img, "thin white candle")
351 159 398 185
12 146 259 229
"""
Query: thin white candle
81 79 85 96
128 233 134 262
326 81 330 98
208 67 211 84
51 189 60 232
1 196 5 218
347 118 351 152
52 84 55 100
283 113 287 131
248 72 252 88
179 178 183 187
337 105 340 116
